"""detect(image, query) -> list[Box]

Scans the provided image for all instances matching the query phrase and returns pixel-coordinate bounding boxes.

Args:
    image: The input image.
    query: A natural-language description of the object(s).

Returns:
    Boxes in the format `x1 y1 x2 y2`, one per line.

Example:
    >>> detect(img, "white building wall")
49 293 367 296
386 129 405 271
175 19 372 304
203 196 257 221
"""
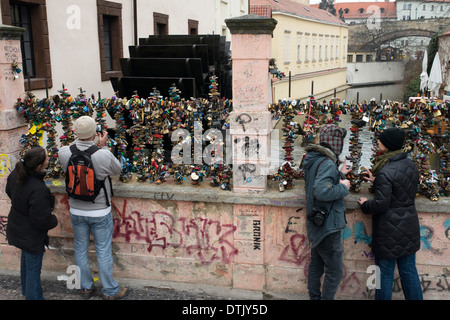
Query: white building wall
45 0 131 97
215 0 248 41
0 0 247 99
396 0 450 20
346 61 406 86
438 34 450 93
136 0 215 37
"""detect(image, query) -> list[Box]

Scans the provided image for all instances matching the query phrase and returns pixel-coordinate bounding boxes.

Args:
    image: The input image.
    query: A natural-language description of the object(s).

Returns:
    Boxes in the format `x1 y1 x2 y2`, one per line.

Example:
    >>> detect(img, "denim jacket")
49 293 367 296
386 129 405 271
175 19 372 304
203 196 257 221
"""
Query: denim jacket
302 144 349 248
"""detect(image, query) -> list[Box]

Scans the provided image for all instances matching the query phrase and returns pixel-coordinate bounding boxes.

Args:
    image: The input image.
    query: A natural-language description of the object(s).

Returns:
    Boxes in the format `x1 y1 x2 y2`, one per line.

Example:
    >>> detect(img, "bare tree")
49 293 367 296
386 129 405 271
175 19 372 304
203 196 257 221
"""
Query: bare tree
319 0 337 16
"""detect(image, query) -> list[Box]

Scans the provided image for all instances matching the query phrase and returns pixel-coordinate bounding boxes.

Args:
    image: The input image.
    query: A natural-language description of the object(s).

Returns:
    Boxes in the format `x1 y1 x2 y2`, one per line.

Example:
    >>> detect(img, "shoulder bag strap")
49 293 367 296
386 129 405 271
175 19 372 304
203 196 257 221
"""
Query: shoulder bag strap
313 157 336 211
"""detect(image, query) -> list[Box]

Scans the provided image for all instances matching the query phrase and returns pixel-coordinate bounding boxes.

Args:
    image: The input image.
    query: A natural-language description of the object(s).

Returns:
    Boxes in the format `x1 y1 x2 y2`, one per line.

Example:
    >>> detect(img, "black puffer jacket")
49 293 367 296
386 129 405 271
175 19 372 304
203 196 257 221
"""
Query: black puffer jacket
360 153 420 259
5 169 58 254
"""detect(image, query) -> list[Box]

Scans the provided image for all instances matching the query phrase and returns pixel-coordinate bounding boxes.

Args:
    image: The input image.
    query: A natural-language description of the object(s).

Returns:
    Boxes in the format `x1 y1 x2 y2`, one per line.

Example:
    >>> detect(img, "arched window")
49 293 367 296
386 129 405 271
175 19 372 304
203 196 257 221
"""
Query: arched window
358 8 364 13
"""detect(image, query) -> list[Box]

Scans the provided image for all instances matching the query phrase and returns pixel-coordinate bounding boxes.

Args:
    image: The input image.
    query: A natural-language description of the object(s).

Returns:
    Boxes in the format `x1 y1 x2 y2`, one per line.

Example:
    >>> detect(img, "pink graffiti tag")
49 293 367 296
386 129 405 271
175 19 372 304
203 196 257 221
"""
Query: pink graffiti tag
279 233 311 276
279 233 363 295
112 200 238 265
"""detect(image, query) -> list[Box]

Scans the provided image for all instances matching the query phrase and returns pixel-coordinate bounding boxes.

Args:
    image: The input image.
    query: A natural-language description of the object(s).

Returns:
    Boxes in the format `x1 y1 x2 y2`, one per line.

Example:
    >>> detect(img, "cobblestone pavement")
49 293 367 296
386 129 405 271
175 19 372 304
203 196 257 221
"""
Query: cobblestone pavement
0 269 243 300
0 267 312 302
0 273 223 300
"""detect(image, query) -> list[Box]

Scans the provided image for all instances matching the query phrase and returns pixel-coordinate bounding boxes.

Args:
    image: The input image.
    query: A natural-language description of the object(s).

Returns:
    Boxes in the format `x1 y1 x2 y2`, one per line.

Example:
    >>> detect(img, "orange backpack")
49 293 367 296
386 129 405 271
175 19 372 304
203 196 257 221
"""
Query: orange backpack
65 145 111 206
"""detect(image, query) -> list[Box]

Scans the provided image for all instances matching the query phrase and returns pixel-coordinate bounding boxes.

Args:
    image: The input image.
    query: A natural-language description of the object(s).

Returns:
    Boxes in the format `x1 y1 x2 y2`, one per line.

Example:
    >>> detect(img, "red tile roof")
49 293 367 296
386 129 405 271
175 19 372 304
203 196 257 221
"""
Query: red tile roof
311 2 397 20
250 4 273 17
250 0 347 26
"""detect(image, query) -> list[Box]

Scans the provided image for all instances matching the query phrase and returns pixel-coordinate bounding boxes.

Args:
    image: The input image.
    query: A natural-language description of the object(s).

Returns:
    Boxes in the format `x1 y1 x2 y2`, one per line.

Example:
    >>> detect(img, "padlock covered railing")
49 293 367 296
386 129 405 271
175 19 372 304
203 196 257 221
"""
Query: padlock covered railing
14 81 449 200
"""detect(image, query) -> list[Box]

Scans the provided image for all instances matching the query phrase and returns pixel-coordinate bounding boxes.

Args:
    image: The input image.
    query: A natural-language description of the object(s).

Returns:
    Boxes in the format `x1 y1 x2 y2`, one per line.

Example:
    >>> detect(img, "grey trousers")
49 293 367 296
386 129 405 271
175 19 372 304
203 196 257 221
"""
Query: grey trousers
307 231 344 300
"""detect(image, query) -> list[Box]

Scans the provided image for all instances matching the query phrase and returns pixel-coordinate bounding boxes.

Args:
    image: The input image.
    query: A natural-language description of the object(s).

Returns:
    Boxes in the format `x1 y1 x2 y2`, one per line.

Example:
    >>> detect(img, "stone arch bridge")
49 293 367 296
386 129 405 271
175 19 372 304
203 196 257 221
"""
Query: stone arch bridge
348 17 450 52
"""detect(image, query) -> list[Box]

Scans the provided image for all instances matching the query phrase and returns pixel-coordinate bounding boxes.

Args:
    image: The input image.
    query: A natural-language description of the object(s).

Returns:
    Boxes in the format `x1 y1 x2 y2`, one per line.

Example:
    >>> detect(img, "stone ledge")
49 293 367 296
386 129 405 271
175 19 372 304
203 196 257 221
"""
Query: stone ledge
0 109 26 130
225 14 277 35
46 178 450 213
0 24 25 40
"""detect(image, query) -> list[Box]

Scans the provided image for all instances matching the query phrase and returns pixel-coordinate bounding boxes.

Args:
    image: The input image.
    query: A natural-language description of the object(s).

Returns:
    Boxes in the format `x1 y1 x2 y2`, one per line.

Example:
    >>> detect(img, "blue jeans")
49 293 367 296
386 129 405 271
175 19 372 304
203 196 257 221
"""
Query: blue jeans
70 212 120 296
20 250 44 300
375 253 423 300
308 231 344 300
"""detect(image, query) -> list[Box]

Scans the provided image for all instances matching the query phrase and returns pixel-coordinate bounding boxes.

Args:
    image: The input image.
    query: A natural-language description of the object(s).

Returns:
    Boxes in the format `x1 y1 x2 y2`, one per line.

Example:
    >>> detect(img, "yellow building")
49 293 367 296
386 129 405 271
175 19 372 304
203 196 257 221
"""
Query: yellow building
250 0 349 101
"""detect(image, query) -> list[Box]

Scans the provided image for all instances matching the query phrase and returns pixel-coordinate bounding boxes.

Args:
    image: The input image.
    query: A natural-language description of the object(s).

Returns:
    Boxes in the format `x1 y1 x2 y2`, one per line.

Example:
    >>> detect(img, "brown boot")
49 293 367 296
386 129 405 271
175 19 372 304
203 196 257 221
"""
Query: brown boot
103 287 128 300
80 288 94 300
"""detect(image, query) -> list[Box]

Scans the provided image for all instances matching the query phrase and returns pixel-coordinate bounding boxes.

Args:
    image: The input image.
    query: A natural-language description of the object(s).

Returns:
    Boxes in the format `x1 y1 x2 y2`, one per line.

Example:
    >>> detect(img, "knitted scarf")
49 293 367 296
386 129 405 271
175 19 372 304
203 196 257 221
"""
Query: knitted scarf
371 149 404 176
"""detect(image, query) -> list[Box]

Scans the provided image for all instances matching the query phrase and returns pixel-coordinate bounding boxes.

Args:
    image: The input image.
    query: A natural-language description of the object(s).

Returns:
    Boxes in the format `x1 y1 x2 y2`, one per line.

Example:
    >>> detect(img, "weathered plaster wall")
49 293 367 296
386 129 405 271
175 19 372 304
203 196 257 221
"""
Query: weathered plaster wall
346 61 406 86
438 33 450 93
1 179 448 299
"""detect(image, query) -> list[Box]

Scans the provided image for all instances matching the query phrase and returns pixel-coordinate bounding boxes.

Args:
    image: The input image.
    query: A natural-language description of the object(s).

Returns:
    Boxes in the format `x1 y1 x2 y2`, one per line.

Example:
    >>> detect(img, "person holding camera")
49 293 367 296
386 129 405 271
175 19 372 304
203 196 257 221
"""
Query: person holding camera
302 124 351 300
358 127 422 300
5 147 58 300
58 116 127 300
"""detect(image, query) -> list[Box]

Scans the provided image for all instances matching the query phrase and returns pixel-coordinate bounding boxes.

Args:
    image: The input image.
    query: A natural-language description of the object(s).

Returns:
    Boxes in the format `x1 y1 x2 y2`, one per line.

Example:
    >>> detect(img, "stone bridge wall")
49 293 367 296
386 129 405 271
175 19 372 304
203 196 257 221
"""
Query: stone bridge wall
348 17 450 51
1 180 448 300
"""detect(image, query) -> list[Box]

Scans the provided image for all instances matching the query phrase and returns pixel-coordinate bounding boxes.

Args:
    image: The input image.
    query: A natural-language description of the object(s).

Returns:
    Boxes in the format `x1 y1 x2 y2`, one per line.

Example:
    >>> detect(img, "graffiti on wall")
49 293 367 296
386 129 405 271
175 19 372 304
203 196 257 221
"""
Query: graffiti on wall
0 153 12 201
419 218 450 254
0 153 9 241
446 219 450 240
111 199 238 265
278 231 364 295
341 219 449 255
416 273 450 294
279 214 450 297
253 220 261 250
420 225 441 254
0 154 9 177
363 272 450 299
279 233 310 273
0 216 7 238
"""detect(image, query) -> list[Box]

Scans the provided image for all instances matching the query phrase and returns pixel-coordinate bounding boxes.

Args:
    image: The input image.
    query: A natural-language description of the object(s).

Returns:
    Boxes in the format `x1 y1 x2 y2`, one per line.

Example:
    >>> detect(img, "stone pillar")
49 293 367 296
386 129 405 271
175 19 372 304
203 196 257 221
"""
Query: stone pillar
225 15 277 193
0 25 27 217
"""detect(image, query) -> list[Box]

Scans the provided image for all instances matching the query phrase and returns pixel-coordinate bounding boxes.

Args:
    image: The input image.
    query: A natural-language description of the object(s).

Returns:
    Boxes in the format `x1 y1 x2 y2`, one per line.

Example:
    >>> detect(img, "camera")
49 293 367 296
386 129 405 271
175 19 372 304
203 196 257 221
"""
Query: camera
96 124 104 133
310 207 329 227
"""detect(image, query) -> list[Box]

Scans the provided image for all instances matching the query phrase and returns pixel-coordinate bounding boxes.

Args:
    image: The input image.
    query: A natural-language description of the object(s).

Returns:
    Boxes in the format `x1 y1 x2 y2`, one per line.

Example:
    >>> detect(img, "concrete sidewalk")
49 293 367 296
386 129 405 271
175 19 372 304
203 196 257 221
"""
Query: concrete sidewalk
0 268 307 300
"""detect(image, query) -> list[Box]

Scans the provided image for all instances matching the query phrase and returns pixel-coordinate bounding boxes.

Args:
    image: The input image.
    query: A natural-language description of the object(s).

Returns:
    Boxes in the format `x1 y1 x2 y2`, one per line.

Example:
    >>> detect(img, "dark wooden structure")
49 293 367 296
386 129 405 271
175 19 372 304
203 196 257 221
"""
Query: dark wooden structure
110 34 231 99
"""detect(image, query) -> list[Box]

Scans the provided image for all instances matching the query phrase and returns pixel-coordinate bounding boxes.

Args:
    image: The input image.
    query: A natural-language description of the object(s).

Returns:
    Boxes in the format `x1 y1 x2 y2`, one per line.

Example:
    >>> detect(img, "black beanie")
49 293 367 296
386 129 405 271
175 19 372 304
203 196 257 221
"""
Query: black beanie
379 127 406 151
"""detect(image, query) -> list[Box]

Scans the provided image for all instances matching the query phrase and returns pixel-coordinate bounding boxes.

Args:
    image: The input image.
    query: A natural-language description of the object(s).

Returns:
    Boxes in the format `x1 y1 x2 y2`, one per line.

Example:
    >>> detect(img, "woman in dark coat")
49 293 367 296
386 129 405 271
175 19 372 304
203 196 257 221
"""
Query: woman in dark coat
5 147 58 300
358 127 422 300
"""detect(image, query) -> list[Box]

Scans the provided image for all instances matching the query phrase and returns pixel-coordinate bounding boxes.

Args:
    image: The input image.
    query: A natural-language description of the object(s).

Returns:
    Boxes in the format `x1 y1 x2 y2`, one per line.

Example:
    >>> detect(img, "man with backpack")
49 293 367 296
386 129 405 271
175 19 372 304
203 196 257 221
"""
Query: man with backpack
58 116 127 300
